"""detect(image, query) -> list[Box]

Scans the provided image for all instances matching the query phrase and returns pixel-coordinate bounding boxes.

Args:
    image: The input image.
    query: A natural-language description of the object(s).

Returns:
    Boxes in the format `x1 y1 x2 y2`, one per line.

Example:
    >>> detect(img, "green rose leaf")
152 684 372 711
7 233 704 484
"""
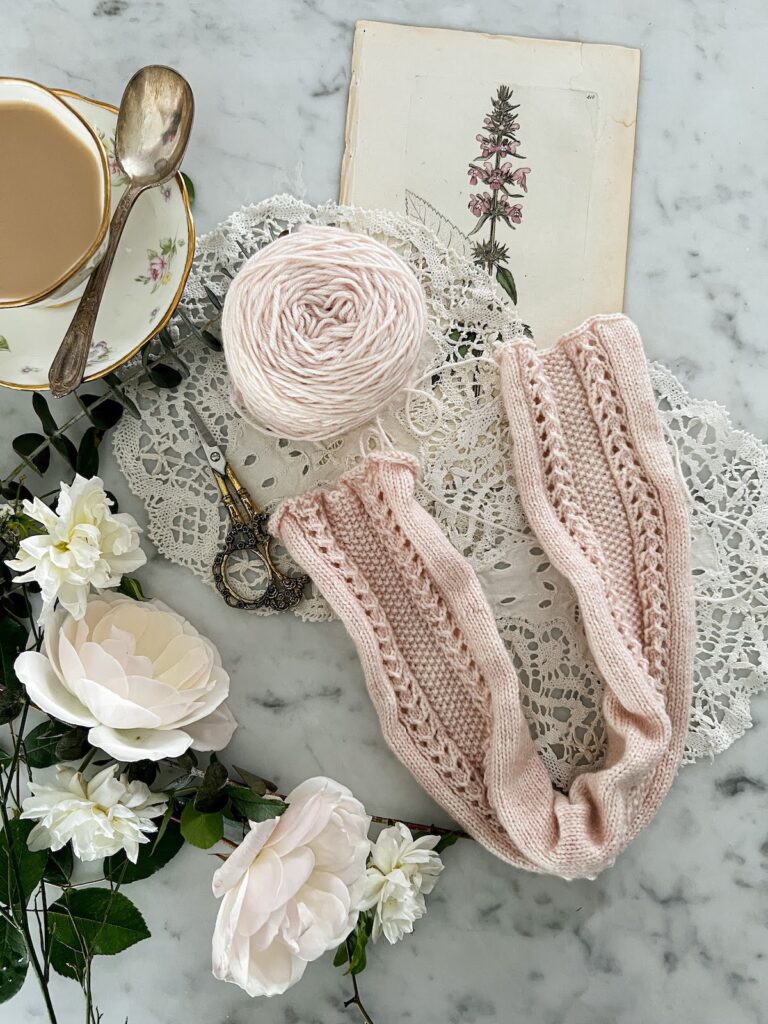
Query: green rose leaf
226 785 288 823
24 720 86 768
119 576 145 602
0 690 24 726
48 889 151 970
44 845 74 886
12 433 50 476
75 426 104 477
233 764 277 795
0 917 28 1003
434 831 460 854
32 392 58 437
496 266 518 305
179 803 224 849
104 818 184 885
0 819 48 906
194 756 229 813
125 758 156 785
0 618 27 691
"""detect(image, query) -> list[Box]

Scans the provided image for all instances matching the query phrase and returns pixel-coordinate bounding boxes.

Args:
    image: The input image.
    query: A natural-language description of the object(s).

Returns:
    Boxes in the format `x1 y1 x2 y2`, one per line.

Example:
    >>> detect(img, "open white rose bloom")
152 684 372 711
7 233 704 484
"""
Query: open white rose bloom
21 764 167 863
212 777 371 997
5 475 146 620
14 593 237 761
360 823 444 944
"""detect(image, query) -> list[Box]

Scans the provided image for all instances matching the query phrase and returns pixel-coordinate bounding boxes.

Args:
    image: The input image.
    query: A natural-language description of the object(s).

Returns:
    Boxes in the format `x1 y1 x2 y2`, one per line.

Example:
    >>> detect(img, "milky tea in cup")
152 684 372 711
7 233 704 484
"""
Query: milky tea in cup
0 79 110 307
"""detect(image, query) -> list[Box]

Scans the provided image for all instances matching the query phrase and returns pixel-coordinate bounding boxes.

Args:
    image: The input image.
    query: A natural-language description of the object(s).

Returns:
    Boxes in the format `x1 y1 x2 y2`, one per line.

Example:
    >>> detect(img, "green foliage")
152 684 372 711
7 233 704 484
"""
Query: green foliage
233 764 277 795
104 819 185 885
226 785 288 823
0 619 27 724
335 911 374 976
48 889 151 981
194 755 229 813
11 433 50 476
75 426 104 477
179 803 224 849
24 721 88 768
0 917 28 1003
0 819 48 907
43 846 74 887
181 172 195 206
77 393 125 430
118 576 145 601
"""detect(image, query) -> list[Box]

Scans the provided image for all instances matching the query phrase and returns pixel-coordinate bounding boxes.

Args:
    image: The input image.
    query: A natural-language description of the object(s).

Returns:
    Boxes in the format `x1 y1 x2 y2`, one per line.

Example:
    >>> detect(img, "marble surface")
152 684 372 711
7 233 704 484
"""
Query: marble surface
2 1 768 1022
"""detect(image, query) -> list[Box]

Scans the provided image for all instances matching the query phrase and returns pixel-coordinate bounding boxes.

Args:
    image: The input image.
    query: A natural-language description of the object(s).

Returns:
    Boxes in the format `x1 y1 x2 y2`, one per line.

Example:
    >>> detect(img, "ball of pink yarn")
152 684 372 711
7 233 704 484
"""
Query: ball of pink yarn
221 225 427 441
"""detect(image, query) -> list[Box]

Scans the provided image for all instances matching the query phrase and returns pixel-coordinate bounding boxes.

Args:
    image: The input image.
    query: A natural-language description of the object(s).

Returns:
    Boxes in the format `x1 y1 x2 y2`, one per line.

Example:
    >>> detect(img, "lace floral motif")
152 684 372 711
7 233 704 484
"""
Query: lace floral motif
112 197 768 788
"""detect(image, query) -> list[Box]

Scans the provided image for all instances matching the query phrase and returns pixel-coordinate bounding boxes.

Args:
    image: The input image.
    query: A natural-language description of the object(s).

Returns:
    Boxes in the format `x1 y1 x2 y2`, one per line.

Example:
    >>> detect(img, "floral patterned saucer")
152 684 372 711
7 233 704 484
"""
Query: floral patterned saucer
0 89 194 391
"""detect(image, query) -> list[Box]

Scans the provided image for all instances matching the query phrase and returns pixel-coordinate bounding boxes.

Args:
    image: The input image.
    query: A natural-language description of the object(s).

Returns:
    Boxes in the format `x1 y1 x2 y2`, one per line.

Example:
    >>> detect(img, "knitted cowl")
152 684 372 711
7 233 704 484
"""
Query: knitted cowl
271 315 695 879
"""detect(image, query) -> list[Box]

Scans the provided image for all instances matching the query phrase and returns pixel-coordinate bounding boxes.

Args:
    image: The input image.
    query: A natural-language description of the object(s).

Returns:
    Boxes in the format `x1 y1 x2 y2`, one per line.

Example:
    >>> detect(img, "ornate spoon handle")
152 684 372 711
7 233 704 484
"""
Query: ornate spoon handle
48 183 144 398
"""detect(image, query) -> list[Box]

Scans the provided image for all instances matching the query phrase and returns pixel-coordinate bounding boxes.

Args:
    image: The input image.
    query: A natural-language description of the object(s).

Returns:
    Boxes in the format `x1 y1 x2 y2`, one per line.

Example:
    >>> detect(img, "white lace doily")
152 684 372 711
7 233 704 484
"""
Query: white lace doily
113 196 768 788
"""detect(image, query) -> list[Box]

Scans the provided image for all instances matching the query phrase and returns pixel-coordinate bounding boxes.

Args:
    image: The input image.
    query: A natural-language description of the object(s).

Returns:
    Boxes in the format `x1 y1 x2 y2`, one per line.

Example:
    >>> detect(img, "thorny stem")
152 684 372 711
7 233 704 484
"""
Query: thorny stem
343 936 376 1024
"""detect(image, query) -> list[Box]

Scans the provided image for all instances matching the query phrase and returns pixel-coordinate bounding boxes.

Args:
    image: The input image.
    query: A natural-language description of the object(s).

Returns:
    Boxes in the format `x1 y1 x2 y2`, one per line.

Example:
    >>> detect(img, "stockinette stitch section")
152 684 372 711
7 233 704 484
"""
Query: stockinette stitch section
271 315 695 879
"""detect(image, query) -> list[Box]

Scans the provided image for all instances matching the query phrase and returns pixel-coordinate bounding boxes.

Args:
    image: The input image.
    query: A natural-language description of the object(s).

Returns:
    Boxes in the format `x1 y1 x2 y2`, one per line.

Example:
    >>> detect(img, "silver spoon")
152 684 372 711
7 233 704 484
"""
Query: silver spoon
48 65 194 398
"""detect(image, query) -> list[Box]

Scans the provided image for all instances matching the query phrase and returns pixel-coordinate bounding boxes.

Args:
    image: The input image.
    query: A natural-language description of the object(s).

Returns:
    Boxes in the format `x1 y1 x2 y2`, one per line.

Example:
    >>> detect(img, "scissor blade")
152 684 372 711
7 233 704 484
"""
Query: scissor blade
186 403 228 475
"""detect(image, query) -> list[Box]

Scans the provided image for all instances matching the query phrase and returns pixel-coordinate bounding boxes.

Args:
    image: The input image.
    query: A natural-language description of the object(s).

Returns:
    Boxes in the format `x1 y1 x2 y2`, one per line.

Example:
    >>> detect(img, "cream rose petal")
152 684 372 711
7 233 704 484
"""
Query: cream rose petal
87 725 192 762
14 651 96 727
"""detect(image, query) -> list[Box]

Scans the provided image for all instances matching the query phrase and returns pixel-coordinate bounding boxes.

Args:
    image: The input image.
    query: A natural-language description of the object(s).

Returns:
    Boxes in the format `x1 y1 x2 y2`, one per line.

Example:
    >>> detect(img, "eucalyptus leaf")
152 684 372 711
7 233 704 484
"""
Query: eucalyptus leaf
226 785 288 823
434 831 460 854
104 819 184 885
0 917 28 1003
32 392 58 437
0 819 48 906
48 888 150 960
76 426 103 477
77 393 124 430
103 373 142 419
179 803 224 849
148 363 183 389
495 265 518 305
181 171 195 206
11 433 49 476
54 726 89 763
50 434 78 470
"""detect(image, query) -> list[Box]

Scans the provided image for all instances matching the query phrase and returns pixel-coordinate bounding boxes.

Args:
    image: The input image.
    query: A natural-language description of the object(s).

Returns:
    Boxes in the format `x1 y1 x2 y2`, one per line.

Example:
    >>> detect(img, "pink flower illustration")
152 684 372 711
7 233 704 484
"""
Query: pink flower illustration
510 166 531 192
149 255 168 282
468 193 492 217
475 134 520 159
466 85 530 307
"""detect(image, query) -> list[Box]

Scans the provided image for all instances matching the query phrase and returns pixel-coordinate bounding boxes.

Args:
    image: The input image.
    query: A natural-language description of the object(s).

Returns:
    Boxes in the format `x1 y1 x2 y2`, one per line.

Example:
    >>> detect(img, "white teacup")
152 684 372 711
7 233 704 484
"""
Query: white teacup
0 78 111 308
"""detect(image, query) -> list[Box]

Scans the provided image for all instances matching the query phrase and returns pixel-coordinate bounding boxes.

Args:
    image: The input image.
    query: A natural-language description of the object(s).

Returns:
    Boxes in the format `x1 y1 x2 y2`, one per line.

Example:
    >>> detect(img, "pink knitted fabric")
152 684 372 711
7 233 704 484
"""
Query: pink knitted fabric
271 315 695 878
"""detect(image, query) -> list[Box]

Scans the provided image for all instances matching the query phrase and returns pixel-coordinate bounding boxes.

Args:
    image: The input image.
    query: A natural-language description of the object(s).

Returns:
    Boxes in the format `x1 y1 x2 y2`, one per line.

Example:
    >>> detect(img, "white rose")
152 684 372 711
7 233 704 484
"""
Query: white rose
212 777 371 997
14 593 237 762
6 475 146 620
360 823 444 944
21 763 167 863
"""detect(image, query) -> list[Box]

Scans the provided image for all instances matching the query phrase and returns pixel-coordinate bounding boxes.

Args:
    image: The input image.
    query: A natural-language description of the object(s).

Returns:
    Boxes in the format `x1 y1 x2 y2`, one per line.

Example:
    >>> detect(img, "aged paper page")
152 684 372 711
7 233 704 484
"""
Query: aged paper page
341 22 640 344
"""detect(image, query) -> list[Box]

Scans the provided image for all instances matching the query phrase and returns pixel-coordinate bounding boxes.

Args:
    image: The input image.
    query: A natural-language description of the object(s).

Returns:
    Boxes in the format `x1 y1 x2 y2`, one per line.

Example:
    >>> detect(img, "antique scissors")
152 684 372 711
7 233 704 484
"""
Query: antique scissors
187 404 309 611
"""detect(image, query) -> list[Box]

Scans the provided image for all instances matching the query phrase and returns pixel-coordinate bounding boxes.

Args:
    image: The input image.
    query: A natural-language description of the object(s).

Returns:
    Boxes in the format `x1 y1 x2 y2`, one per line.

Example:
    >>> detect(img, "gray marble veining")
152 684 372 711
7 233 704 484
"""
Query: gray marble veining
2 1 767 1022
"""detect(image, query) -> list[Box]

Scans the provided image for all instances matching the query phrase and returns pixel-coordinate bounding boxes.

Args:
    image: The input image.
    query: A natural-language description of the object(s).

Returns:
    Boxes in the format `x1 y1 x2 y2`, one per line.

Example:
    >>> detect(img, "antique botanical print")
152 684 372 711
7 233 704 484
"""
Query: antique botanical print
341 22 640 343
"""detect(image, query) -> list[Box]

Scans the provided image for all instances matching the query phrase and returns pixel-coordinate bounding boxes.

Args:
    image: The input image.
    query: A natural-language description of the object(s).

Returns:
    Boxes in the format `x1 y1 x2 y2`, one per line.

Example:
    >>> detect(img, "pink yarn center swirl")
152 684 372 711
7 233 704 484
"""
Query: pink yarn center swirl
222 225 427 442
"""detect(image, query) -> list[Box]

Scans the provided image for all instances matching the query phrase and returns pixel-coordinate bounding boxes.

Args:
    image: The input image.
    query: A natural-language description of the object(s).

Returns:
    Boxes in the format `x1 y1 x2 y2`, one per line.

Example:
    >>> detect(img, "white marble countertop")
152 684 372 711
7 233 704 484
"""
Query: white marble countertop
3 2 768 1022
